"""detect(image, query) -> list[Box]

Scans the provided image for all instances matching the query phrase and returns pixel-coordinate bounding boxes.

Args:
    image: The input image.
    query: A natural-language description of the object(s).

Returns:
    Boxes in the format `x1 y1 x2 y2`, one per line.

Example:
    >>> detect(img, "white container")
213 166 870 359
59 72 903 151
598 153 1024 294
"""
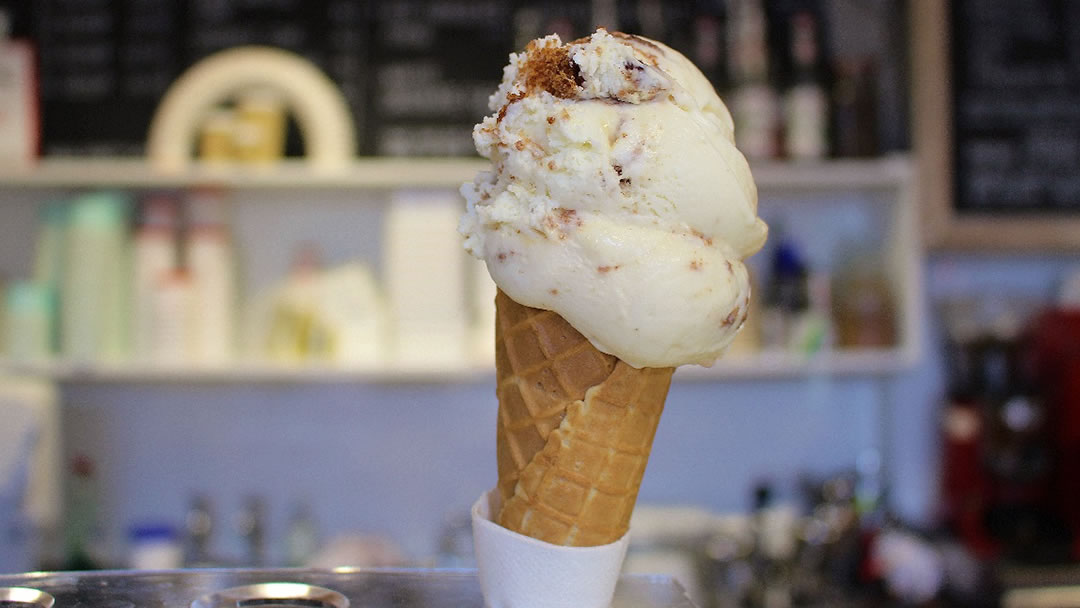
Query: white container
128 524 183 570
317 263 385 367
32 201 68 290
186 190 235 366
151 270 195 365
472 490 630 608
61 192 132 363
132 196 179 360
383 190 467 368
3 281 54 363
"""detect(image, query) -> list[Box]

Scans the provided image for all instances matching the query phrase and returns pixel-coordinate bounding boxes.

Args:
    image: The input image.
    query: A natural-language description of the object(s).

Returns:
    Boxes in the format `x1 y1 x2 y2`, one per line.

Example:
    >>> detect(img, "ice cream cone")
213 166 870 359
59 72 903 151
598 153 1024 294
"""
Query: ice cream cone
494 289 674 546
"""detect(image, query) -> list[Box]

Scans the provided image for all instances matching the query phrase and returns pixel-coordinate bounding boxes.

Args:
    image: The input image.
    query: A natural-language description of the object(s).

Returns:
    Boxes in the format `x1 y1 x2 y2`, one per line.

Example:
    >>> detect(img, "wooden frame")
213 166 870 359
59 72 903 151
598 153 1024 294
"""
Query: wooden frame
910 0 1080 250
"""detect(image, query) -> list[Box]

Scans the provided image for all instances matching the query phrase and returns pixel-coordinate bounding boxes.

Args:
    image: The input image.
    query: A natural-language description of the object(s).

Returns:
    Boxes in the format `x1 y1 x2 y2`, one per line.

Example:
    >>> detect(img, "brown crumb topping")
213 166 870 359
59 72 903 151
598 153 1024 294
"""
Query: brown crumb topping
520 39 581 99
497 91 525 123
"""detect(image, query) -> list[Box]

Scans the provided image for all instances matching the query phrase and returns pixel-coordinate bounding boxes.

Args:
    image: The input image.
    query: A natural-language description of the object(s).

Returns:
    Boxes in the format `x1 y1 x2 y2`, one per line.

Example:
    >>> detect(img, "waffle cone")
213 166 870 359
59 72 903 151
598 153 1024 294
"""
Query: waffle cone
494 289 674 546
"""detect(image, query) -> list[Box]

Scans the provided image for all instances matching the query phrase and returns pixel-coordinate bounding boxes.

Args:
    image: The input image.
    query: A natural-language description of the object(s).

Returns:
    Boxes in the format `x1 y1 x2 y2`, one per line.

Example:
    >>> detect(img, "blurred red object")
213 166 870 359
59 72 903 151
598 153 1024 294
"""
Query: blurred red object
1029 309 1080 559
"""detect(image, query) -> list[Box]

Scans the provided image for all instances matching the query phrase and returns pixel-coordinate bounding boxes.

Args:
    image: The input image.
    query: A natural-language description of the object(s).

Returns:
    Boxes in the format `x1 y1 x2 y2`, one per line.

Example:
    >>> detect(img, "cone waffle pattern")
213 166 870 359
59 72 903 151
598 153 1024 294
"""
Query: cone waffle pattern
494 290 674 546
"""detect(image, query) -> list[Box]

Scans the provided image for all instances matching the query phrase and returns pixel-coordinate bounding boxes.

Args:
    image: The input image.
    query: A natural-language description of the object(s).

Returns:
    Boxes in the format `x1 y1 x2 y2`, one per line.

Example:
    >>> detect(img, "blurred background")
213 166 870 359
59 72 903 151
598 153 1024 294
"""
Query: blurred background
0 0 1078 606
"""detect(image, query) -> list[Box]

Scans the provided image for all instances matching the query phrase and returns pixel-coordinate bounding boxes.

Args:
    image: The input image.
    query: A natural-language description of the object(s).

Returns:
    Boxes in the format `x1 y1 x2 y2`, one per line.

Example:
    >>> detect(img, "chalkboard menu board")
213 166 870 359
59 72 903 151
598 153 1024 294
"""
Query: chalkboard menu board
9 0 497 156
950 0 1080 215
7 0 731 157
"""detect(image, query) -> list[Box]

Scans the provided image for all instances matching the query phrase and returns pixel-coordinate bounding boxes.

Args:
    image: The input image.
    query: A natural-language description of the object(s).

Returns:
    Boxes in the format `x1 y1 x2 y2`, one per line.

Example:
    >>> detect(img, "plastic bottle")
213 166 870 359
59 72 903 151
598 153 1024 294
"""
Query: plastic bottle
128 524 183 570
185 189 235 366
783 11 829 160
33 200 68 283
32 201 67 355
132 195 179 361
61 192 132 363
761 232 809 350
63 454 101 570
183 495 215 568
3 281 55 363
285 502 320 567
728 0 781 160
151 269 195 365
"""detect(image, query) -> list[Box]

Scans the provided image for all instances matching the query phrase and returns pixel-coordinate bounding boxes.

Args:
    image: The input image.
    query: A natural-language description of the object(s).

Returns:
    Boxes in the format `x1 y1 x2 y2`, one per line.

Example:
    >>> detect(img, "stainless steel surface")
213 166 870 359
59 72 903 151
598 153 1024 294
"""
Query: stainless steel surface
192 583 349 608
0 569 697 608
1004 586 1080 608
0 587 56 608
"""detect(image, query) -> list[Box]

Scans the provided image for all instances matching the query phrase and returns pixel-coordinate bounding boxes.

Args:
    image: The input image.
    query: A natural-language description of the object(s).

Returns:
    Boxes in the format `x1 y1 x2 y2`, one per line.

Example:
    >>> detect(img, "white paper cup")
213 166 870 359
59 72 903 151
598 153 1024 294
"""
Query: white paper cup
471 489 630 608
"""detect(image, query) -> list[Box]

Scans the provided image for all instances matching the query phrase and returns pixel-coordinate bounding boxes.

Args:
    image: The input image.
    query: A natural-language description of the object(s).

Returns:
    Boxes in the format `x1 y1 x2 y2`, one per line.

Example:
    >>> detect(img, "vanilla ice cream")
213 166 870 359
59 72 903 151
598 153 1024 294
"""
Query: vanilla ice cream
460 29 768 369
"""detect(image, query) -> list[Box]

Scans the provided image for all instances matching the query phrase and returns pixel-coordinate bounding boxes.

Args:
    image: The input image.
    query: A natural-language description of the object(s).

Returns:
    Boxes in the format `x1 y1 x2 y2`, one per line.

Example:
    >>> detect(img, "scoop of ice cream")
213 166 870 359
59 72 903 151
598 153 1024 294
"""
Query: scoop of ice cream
460 29 768 368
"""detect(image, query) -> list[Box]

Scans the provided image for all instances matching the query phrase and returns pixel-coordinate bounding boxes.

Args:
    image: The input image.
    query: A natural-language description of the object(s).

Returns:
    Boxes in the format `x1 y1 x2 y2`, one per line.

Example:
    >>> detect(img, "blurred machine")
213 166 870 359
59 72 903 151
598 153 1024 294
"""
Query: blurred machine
1029 310 1080 560
940 307 1080 563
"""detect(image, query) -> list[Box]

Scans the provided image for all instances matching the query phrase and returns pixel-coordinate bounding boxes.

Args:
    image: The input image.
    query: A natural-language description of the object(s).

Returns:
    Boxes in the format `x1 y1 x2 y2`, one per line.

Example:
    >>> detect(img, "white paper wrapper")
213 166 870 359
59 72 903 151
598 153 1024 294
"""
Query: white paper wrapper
471 489 630 608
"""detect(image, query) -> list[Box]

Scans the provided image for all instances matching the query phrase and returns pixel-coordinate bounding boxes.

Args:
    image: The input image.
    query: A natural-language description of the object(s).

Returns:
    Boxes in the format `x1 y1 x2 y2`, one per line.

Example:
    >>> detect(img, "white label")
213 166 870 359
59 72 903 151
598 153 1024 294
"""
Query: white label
785 84 828 160
732 84 780 160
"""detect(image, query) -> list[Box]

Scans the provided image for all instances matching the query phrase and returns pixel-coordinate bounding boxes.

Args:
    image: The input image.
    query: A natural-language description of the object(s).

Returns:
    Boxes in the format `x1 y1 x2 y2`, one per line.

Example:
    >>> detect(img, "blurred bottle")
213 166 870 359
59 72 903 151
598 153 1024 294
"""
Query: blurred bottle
0 8 35 167
128 523 183 570
151 269 195 365
938 304 997 557
266 244 324 363
184 495 215 567
748 483 796 608
783 11 828 160
132 195 179 361
185 189 236 366
760 232 808 350
62 192 132 363
831 59 879 158
285 501 320 567
235 495 267 567
4 281 55 363
833 256 895 349
728 0 780 160
977 317 1058 562
691 13 726 89
32 200 67 353
63 454 101 570
789 271 832 355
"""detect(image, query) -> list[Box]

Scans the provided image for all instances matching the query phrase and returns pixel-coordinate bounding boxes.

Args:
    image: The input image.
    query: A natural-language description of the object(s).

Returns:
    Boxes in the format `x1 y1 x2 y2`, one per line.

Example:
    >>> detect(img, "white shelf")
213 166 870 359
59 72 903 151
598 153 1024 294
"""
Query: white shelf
677 348 915 380
0 155 911 191
0 153 921 385
0 158 490 189
0 359 492 384
0 347 912 384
